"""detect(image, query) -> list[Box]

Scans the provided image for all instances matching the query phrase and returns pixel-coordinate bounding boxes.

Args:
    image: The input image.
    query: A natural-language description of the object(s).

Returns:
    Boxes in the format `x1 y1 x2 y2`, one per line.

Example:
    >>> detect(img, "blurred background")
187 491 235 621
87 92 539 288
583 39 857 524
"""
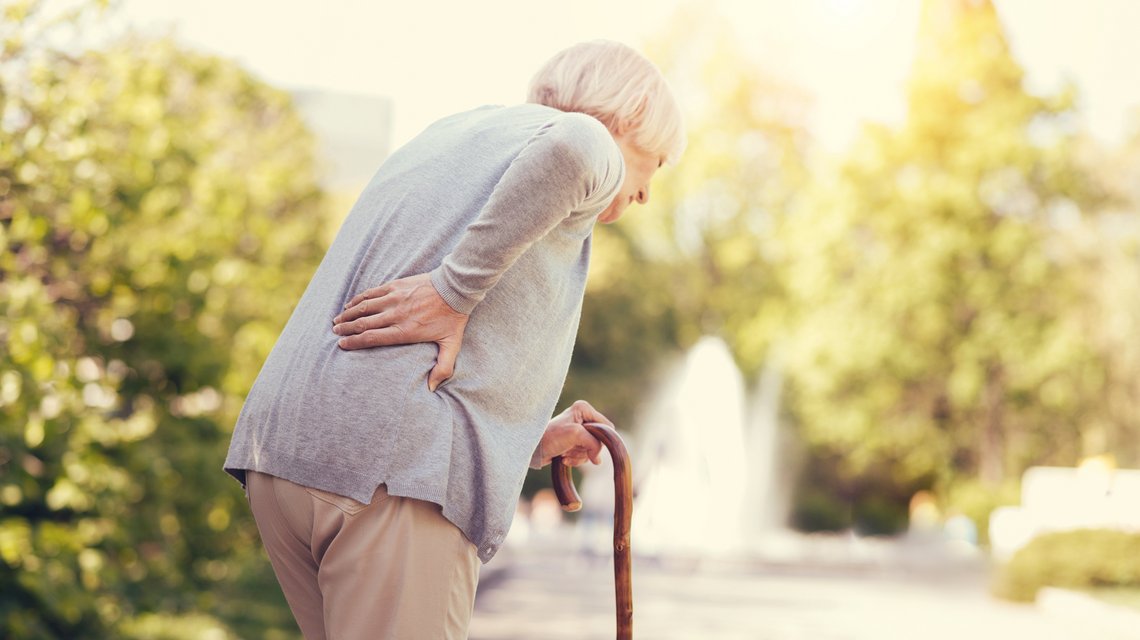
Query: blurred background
3 0 1140 638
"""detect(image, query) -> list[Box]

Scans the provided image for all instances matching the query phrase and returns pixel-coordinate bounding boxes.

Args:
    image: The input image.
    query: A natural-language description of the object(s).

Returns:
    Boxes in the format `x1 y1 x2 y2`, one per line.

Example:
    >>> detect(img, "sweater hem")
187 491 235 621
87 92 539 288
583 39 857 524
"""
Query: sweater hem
224 445 501 563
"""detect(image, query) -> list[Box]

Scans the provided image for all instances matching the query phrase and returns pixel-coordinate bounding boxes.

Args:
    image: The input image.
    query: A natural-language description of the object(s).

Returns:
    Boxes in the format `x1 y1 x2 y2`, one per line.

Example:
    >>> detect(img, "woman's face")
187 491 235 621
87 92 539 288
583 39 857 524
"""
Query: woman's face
597 133 664 225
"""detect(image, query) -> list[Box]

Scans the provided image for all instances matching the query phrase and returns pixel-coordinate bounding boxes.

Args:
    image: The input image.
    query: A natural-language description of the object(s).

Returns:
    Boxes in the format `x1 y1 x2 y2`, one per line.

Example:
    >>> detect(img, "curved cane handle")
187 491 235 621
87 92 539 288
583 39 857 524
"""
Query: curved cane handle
551 422 633 640
551 454 582 512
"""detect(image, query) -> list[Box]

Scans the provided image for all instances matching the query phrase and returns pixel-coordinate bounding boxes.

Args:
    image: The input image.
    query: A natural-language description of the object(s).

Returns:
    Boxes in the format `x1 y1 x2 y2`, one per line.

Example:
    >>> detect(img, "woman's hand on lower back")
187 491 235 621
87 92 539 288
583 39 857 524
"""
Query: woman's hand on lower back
332 273 468 392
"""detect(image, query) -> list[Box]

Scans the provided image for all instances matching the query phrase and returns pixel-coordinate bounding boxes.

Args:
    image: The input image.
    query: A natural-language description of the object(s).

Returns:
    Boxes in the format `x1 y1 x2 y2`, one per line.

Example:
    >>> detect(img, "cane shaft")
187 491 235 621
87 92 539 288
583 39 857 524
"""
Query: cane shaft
552 422 633 640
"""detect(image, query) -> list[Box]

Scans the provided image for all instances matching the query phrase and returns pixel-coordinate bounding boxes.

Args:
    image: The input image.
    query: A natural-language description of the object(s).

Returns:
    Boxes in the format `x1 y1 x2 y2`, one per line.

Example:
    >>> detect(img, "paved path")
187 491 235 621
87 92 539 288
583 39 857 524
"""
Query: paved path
470 534 1134 640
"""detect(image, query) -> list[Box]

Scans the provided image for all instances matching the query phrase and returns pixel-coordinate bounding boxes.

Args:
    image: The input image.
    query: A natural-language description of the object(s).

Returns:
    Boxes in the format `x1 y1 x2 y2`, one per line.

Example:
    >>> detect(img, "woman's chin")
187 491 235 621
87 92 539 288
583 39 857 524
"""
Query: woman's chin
597 208 624 225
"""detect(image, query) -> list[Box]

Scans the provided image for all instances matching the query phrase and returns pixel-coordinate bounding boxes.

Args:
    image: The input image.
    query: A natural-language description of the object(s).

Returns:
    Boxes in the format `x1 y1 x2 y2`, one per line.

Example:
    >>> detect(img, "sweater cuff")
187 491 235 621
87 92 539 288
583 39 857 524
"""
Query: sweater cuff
528 441 545 470
430 268 478 315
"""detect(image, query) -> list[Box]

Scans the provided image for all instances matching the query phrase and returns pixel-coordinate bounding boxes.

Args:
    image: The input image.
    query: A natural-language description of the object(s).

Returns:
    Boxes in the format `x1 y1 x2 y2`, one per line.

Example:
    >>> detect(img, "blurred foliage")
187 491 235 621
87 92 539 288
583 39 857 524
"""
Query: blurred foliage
941 476 1019 547
790 448 929 536
1083 586 1140 613
1 1 325 637
993 529 1140 602
776 0 1135 532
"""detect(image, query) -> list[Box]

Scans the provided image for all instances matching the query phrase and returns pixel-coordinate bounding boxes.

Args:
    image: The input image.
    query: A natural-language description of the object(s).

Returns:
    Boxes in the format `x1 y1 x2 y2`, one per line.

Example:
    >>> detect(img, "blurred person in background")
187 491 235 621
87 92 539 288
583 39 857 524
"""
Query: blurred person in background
223 40 685 639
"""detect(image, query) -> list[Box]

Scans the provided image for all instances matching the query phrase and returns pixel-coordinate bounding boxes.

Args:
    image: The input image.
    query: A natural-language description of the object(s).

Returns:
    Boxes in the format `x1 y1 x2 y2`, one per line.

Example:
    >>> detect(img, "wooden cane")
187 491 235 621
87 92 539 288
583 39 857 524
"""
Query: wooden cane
552 422 633 640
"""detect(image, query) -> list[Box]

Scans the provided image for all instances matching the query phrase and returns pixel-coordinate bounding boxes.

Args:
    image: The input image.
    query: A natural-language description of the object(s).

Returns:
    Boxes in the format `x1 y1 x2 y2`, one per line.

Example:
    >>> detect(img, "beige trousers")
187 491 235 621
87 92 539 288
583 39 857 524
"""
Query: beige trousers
246 471 480 640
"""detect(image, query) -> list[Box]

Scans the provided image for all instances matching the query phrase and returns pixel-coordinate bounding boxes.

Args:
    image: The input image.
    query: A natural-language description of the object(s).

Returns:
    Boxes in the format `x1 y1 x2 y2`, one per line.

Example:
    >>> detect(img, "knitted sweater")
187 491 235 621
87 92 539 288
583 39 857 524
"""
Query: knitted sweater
223 103 625 562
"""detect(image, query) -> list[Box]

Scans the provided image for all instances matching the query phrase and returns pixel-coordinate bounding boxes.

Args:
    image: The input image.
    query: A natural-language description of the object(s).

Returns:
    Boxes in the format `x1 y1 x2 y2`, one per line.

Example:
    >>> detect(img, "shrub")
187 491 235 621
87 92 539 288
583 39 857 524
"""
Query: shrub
993 529 1140 602
853 494 909 536
2 3 325 637
791 490 851 533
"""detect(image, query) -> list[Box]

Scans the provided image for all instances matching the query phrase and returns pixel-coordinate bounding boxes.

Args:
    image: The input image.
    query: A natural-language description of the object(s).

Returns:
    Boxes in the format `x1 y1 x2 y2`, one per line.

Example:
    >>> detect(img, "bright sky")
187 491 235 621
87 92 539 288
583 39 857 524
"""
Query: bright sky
113 0 1140 152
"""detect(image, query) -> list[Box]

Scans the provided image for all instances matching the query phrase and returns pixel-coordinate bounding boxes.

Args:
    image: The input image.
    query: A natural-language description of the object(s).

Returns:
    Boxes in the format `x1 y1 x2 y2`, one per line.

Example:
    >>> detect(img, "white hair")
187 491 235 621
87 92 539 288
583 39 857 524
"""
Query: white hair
527 40 686 165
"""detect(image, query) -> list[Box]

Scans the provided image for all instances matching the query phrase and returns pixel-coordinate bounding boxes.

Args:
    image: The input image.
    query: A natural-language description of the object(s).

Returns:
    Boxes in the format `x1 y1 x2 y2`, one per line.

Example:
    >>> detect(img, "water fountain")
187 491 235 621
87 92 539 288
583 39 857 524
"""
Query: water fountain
616 335 783 557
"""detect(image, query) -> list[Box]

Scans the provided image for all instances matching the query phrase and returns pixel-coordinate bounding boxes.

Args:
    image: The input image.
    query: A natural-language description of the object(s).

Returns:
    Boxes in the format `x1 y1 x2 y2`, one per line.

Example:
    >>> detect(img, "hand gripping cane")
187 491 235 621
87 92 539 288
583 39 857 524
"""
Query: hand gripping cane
551 422 633 640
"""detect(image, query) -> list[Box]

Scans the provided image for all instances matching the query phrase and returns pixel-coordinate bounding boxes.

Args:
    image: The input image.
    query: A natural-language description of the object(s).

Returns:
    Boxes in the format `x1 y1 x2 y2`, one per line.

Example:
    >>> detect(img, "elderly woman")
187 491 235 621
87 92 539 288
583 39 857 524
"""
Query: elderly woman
224 40 685 639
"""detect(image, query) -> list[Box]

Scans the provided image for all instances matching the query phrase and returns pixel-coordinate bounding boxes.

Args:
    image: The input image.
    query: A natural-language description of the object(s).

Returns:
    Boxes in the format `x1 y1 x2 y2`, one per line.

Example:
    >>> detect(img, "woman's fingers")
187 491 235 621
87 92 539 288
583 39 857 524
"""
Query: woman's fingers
566 438 602 466
562 446 602 467
572 399 615 428
428 336 463 392
334 297 389 325
580 433 603 464
590 413 615 429
336 325 409 351
343 284 392 310
333 309 395 336
561 451 588 467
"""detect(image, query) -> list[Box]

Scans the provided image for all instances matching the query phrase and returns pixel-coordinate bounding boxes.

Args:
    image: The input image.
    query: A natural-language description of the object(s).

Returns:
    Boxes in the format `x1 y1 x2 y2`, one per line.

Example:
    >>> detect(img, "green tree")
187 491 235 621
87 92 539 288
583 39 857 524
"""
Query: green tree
778 0 1109 531
1 2 325 636
1080 111 1140 468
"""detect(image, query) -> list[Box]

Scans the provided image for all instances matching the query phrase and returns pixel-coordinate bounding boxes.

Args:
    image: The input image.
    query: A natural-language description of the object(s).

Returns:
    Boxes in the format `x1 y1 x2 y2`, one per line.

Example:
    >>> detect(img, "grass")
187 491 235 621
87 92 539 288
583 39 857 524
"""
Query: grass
1082 587 1140 612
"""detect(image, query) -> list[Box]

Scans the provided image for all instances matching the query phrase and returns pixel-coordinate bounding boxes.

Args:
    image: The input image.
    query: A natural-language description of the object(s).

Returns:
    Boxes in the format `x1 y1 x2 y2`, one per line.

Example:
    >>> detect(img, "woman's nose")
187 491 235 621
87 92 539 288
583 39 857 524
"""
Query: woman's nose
636 186 649 204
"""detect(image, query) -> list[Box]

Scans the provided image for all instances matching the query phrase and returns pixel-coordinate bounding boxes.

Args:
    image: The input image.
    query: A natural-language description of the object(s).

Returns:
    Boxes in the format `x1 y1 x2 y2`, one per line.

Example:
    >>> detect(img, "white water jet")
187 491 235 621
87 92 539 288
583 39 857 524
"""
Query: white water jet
744 351 787 539
628 336 753 556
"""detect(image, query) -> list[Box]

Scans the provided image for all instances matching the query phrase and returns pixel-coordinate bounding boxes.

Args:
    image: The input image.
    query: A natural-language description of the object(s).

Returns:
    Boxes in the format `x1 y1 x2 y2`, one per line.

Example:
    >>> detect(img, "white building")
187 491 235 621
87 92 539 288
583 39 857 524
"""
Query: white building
989 461 1140 560
291 89 392 191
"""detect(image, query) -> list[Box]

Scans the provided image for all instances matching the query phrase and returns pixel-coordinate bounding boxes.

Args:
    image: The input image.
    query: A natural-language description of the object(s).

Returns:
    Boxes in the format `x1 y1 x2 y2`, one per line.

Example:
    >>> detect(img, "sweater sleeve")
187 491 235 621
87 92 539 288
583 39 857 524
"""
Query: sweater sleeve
528 440 544 470
429 112 624 315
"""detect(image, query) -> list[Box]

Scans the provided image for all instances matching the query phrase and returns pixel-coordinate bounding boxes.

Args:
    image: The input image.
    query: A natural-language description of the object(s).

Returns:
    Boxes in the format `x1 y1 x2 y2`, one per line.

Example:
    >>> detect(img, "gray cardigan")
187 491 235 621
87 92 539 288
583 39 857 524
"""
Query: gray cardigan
224 103 625 562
